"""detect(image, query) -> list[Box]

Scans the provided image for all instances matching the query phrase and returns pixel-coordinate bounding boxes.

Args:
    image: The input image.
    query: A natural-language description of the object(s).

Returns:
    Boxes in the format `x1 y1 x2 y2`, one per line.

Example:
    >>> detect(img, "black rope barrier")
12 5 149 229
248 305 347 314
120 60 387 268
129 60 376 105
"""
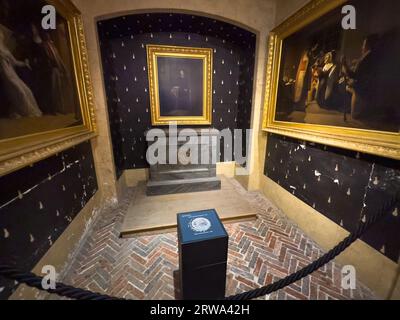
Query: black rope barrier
0 265 123 300
0 192 397 300
224 191 398 300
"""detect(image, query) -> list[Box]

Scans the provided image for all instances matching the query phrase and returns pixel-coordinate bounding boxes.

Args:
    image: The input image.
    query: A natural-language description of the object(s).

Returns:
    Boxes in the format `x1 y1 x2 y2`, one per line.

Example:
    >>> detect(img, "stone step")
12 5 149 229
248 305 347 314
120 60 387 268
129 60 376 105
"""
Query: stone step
150 167 216 181
146 177 221 196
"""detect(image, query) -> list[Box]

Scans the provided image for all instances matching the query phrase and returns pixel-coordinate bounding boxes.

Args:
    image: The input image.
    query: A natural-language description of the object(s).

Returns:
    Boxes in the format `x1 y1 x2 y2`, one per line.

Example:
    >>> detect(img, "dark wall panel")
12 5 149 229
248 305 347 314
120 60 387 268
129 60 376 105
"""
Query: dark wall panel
0 141 98 299
97 13 256 177
264 133 399 262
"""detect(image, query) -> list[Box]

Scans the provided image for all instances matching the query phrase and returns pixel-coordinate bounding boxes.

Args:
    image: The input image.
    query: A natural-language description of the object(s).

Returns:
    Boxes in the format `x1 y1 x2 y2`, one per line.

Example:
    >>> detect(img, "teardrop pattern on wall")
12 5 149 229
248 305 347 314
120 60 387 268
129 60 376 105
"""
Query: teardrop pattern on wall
264 133 400 263
98 13 256 177
0 141 98 299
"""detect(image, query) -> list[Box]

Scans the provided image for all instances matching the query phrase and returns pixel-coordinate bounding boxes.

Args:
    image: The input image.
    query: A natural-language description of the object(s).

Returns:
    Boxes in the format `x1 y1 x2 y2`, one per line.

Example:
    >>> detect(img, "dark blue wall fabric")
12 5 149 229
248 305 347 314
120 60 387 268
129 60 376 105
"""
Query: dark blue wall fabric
264 133 400 263
0 141 98 299
97 13 256 178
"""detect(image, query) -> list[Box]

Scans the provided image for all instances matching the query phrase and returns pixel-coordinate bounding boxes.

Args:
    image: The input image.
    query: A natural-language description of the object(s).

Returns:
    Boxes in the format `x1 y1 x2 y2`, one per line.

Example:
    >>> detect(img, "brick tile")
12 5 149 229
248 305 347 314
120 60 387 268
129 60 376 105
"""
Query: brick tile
62 182 377 300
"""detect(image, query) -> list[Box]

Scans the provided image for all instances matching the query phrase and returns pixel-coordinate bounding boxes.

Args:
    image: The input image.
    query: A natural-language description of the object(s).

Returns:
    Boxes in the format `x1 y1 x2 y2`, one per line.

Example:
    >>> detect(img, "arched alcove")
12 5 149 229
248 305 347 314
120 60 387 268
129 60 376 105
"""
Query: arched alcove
97 12 257 177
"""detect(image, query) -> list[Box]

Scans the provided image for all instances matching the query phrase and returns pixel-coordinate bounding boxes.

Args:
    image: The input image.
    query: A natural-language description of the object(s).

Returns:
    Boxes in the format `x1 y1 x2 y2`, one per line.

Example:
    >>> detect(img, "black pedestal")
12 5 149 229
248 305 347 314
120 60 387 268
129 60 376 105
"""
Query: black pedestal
177 209 228 300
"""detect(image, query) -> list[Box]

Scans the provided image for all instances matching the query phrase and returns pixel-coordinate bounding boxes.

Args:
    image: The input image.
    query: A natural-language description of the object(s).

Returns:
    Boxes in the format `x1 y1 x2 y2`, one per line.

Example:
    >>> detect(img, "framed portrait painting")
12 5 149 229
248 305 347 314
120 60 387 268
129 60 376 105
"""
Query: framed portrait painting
147 45 213 126
0 0 96 176
263 0 400 159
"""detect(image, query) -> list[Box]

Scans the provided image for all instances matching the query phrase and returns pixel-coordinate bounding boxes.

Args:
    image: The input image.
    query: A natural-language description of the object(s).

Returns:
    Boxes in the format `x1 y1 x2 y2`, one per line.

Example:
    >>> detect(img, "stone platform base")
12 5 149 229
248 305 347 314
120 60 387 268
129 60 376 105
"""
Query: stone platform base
120 176 257 237
146 177 221 196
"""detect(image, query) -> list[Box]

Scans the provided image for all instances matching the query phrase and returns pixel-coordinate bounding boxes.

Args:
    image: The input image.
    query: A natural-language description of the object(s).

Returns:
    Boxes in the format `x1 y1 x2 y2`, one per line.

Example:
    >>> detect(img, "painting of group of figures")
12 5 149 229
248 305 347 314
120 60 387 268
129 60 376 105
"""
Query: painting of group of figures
275 0 400 133
0 0 82 140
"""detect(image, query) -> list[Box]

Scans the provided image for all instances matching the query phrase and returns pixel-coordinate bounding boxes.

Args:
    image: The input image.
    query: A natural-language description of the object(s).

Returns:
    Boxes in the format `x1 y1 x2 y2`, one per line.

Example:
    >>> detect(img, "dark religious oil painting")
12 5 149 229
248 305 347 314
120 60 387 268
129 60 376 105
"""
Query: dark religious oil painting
157 56 204 117
0 0 82 140
275 0 400 133
147 45 212 126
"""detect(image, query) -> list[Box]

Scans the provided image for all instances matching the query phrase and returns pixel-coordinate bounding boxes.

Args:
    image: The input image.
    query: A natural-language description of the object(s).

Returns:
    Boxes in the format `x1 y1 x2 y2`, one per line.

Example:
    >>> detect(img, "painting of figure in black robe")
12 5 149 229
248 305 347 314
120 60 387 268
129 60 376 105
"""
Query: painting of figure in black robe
157 57 203 117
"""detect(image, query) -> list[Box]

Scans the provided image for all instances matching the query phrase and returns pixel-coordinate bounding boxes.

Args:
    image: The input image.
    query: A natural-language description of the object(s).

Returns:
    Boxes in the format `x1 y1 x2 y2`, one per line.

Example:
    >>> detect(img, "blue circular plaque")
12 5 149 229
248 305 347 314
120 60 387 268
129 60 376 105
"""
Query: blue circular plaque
189 217 212 233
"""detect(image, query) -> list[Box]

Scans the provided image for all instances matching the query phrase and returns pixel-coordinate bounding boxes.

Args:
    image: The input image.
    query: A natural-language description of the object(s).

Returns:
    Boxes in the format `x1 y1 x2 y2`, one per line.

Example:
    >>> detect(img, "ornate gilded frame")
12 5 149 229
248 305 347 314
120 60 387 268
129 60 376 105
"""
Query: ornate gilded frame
0 0 96 176
147 45 213 126
262 0 399 160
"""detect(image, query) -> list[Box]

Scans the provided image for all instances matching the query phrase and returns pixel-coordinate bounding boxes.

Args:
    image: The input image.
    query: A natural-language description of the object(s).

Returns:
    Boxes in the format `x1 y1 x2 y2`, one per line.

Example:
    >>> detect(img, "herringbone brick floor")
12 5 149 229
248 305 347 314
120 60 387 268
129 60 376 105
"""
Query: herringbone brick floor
62 179 376 300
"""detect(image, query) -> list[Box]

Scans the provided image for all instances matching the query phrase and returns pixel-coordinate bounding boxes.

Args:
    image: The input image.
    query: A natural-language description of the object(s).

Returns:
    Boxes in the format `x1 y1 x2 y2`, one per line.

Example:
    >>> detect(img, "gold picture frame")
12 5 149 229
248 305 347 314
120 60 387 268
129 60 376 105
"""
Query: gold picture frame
262 0 399 160
147 45 213 126
0 0 96 176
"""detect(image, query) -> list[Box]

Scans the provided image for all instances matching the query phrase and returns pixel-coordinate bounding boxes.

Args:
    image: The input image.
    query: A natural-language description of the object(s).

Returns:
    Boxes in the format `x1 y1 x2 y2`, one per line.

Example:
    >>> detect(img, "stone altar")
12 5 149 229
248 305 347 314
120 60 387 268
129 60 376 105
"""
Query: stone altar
146 129 221 196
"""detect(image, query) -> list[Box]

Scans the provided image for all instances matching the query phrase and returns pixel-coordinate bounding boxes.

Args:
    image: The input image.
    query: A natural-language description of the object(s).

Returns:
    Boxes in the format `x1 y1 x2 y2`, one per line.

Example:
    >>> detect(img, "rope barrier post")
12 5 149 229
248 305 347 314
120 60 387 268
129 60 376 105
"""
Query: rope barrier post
177 209 228 300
